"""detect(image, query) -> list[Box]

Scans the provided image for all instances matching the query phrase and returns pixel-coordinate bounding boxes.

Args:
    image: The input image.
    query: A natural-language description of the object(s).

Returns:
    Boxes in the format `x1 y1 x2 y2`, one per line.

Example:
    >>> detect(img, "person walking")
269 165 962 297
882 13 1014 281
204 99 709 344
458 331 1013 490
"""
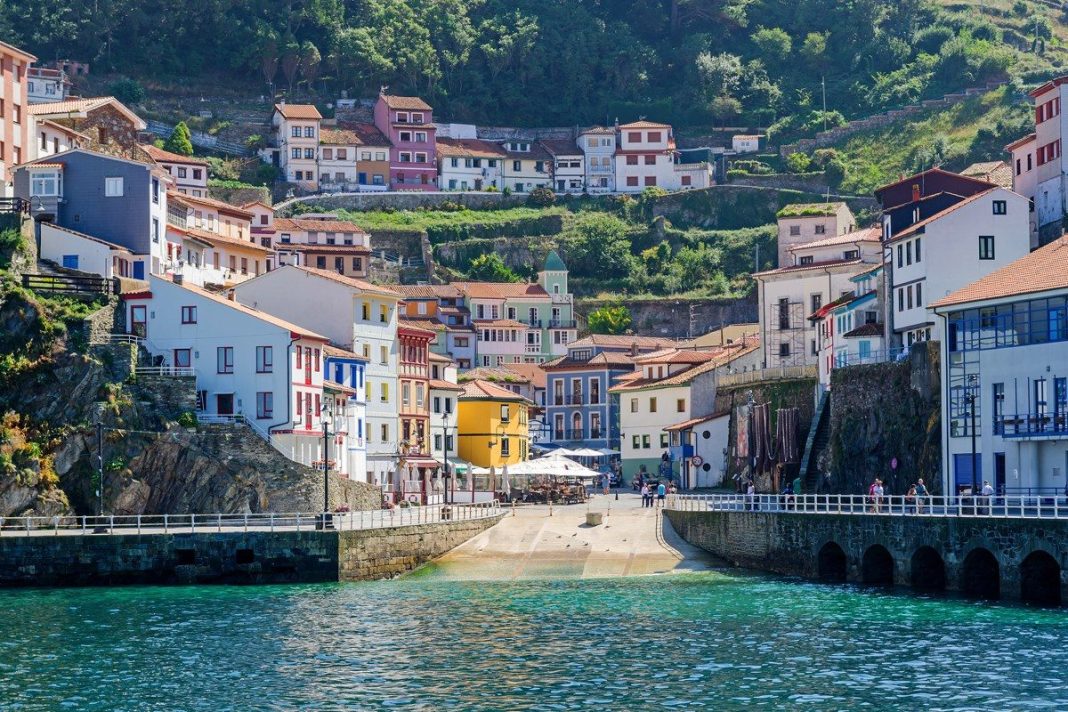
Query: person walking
868 478 878 513
641 483 651 508
905 484 917 514
601 472 611 496
915 478 928 514
873 479 885 513
746 480 756 511
981 480 994 515
656 481 667 508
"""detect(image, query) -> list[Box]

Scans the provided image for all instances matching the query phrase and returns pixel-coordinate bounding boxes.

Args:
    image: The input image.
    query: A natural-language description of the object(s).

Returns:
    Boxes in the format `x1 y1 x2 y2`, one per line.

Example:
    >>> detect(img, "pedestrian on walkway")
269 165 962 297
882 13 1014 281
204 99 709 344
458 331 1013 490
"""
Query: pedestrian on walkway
915 478 928 514
656 481 667 508
746 480 756 511
601 472 611 496
874 479 885 513
981 480 994 514
641 483 651 508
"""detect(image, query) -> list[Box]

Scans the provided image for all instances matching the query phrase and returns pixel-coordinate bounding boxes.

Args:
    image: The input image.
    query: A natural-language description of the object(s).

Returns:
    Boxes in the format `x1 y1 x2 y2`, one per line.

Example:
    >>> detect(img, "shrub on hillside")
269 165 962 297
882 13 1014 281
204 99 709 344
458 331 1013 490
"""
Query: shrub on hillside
109 77 145 105
163 122 194 156
527 187 556 207
587 304 632 335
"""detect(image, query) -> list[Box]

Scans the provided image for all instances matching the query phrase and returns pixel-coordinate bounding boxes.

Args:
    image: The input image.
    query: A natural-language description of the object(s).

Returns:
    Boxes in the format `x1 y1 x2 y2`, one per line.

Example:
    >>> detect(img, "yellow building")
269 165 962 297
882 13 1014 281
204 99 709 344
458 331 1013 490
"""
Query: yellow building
457 379 530 468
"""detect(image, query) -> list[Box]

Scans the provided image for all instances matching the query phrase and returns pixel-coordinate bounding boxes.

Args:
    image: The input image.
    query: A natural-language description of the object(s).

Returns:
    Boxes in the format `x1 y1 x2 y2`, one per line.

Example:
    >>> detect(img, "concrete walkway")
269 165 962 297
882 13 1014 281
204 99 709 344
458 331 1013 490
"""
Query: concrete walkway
424 492 718 580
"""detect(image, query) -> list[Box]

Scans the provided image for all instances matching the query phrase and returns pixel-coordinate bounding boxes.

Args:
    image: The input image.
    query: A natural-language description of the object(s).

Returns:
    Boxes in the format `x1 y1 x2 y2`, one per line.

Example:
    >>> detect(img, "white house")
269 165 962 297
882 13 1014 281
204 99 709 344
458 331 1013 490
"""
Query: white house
612 344 761 480
665 412 731 489
141 145 209 198
324 344 369 483
885 186 1030 349
1007 133 1038 245
498 140 551 193
755 225 882 368
123 274 331 468
578 127 616 193
932 236 1068 495
732 135 763 154
811 263 886 389
428 352 462 474
614 121 675 192
1007 75 1068 247
776 202 856 267
272 103 322 190
436 138 505 191
232 265 402 487
540 140 584 193
26 66 71 104
31 119 87 160
38 222 133 278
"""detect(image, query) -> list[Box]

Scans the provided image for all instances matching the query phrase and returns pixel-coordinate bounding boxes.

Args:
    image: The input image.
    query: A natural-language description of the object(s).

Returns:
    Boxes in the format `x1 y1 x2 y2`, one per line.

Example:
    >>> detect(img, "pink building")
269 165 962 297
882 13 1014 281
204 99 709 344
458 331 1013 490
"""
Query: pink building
0 40 35 186
373 93 438 191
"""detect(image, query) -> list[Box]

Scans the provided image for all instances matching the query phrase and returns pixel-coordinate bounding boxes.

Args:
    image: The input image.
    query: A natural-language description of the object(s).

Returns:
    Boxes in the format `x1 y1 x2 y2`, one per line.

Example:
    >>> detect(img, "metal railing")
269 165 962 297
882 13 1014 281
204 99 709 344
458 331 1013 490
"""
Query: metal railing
135 365 195 377
666 493 1068 519
833 347 909 369
22 273 112 295
1000 412 1068 438
91 332 145 346
0 501 502 537
717 364 818 387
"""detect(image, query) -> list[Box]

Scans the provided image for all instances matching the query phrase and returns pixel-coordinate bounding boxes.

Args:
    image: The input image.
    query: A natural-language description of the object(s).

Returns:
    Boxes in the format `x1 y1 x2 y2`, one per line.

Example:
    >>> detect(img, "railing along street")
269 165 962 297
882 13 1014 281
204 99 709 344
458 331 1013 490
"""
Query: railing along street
666 493 1068 519
0 501 502 537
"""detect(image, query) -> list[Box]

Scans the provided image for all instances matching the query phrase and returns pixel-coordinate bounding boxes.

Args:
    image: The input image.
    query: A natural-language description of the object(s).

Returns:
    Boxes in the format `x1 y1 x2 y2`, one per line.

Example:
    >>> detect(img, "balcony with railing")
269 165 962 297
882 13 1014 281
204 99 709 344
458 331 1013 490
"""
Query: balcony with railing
553 429 585 441
1001 412 1068 439
549 319 577 329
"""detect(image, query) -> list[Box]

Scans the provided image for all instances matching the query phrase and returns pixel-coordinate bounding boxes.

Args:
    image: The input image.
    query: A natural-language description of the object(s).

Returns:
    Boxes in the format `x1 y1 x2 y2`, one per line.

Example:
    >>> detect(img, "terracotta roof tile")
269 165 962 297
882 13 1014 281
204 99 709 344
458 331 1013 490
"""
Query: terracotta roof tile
609 343 760 392
436 138 507 159
753 258 870 278
319 128 363 146
454 281 550 299
274 103 322 120
931 236 1068 309
472 319 530 329
392 283 462 299
141 144 208 166
168 225 270 254
335 122 392 147
380 95 432 111
619 120 672 129
500 362 546 389
282 265 400 296
459 379 531 403
273 217 368 234
430 379 464 391
174 193 253 219
27 97 145 130
788 226 881 251
842 323 885 338
539 139 582 156
664 412 729 431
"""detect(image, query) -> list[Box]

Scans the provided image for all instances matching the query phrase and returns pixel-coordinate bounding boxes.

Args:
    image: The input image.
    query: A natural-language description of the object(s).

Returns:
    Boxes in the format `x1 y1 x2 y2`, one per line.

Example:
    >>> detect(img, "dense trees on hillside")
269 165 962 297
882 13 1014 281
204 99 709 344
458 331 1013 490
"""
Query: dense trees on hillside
3 0 1016 126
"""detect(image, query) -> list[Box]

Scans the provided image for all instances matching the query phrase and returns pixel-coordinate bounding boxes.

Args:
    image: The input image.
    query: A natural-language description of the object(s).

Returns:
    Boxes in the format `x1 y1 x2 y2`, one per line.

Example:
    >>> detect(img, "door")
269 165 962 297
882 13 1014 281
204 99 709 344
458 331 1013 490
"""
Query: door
130 305 147 337
216 394 234 415
133 261 145 280
358 172 367 185
305 395 313 431
994 453 1006 494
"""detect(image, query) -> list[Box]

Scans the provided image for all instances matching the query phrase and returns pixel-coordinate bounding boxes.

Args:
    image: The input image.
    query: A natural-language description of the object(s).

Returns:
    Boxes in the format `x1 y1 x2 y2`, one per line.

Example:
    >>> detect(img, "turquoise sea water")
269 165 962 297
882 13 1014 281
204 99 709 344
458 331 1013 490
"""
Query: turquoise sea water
1 571 1066 711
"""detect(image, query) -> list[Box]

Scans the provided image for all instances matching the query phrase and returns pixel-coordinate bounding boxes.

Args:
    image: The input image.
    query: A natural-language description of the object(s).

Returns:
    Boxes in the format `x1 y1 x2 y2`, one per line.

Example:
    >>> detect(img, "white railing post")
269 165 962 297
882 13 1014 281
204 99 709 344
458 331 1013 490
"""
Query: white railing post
163 513 168 534
217 513 222 533
137 514 142 535
190 513 195 533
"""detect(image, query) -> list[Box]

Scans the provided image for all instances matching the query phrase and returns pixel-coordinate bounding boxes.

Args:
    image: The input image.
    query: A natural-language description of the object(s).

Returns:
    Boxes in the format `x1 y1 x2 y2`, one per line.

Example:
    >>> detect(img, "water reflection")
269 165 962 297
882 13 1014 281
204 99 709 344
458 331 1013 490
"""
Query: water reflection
0 575 1066 710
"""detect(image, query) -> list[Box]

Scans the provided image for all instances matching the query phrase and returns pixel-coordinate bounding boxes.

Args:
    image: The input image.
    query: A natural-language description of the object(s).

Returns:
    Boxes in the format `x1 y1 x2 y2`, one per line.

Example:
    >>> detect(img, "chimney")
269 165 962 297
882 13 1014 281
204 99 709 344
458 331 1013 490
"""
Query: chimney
630 343 639 357
173 274 184 285
227 290 236 302
912 184 921 203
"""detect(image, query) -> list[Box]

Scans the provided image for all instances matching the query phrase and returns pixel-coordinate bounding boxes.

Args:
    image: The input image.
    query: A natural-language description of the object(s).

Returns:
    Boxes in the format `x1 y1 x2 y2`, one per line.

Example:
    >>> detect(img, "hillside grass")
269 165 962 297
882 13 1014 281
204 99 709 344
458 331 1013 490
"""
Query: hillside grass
837 86 1030 194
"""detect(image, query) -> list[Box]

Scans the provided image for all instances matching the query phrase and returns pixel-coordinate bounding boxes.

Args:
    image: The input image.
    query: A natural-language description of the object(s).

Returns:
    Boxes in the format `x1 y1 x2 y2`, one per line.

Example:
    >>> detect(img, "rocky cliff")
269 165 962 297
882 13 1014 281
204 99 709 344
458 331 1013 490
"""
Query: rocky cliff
0 276 379 518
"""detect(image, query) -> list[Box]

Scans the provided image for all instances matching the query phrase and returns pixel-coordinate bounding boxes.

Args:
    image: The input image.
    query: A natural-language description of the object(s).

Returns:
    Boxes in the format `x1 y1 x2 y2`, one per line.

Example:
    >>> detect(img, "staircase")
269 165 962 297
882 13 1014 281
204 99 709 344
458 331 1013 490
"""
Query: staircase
799 390 831 493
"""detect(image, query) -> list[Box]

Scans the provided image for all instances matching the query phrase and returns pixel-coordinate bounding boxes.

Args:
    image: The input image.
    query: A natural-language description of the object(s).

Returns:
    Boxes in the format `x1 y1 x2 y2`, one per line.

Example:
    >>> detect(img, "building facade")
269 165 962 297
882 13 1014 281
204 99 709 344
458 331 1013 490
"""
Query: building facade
373 94 437 191
578 127 616 193
272 103 322 190
614 121 675 192
457 380 531 468
0 41 35 188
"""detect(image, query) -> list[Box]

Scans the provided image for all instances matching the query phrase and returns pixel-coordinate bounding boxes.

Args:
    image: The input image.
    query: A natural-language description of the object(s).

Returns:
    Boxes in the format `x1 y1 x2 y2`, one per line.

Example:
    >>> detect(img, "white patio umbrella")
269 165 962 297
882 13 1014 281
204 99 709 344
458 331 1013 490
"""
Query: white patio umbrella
569 447 606 458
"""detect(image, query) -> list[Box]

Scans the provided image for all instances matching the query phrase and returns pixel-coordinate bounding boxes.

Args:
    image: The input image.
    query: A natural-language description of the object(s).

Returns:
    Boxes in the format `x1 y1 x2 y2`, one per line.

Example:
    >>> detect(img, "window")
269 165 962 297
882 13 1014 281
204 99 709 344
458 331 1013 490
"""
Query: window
779 343 790 357
915 238 921 262
256 392 273 419
649 397 657 413
151 178 159 204
381 383 389 402
304 148 315 159
500 404 510 422
630 398 638 413
104 176 124 197
979 235 995 260
811 294 822 312
907 285 913 310
642 434 651 449
814 225 826 235
256 346 273 373
915 282 922 307
174 349 191 368
644 155 655 165
626 176 639 187
217 347 234 374
676 398 685 413
897 245 903 268
992 200 1007 215
898 288 905 312
660 433 669 448
843 249 859 260
304 126 315 138
644 176 656 186
181 306 197 324
30 171 62 196
380 345 388 365
381 423 389 441
799 256 814 266
152 217 160 244
626 155 638 166
379 304 388 323
789 225 800 236
628 132 642 142
291 126 301 137
632 435 640 449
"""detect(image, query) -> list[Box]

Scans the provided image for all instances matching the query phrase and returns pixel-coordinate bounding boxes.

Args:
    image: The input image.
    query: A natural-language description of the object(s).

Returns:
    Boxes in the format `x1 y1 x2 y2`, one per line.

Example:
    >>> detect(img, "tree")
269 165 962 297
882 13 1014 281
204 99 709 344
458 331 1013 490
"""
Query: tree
108 77 145 105
300 41 321 90
467 253 520 282
587 304 632 335
163 122 193 156
695 51 742 99
800 32 829 70
752 27 791 65
259 36 279 95
786 152 812 173
280 37 302 95
709 95 742 128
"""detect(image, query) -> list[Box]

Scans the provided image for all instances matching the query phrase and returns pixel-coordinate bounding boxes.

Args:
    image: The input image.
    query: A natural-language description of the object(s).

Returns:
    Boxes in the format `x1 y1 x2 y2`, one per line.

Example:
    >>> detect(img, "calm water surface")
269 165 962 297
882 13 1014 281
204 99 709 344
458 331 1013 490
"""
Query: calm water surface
1 571 1066 711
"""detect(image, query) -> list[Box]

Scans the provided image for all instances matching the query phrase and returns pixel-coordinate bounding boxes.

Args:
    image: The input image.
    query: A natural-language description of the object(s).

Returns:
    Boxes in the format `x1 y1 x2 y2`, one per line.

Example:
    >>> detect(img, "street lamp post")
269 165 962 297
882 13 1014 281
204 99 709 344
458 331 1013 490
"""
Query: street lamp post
440 414 454 505
321 400 333 529
966 374 978 501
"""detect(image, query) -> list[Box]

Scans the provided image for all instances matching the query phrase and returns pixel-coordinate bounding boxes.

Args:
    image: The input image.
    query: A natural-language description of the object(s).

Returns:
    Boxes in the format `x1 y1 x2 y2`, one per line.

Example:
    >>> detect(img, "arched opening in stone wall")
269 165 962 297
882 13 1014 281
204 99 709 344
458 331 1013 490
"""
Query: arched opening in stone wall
862 545 894 585
910 546 946 591
1020 551 1062 607
961 548 1000 600
818 541 847 582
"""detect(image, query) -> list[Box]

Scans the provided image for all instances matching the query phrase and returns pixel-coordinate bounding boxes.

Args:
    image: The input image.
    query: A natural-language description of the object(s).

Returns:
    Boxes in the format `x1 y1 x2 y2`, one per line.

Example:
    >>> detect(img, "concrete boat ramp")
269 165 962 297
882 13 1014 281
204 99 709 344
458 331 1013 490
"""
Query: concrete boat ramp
423 493 717 580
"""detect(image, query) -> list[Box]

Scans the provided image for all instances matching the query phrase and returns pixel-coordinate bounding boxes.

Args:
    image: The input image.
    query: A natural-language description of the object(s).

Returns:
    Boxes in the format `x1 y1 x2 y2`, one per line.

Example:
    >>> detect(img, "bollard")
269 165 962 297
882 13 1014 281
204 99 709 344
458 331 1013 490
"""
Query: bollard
512 499 517 517
549 499 553 517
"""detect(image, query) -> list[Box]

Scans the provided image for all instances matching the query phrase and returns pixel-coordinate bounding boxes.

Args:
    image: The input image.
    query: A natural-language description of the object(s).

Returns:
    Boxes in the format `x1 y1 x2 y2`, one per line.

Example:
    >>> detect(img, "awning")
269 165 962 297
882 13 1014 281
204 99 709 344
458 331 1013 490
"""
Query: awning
400 456 440 469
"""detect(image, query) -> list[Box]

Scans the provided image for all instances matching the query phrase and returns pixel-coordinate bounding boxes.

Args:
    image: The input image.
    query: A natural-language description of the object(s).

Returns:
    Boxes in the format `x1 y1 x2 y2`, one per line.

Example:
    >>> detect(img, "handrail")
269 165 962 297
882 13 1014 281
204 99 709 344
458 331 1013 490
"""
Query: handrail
665 493 1068 519
0 501 502 537
135 365 195 377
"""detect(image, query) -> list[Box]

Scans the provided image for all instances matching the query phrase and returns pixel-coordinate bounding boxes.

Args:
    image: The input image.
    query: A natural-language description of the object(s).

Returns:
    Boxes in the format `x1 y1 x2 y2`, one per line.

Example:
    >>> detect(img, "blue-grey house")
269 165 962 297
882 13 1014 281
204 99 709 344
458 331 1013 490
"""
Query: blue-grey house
14 148 170 280
542 334 677 451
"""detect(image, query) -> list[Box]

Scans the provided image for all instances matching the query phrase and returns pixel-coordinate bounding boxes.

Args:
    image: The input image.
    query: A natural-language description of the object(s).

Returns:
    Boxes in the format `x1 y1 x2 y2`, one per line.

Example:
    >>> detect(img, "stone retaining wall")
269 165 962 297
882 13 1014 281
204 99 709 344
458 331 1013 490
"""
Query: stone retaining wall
338 513 504 580
0 514 503 587
278 191 527 215
665 508 1068 602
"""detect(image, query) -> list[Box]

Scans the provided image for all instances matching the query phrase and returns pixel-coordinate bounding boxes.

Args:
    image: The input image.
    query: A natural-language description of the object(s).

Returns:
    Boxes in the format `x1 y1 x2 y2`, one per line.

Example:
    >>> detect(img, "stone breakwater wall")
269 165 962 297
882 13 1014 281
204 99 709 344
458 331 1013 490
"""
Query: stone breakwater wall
665 509 1068 602
338 514 504 581
0 515 503 587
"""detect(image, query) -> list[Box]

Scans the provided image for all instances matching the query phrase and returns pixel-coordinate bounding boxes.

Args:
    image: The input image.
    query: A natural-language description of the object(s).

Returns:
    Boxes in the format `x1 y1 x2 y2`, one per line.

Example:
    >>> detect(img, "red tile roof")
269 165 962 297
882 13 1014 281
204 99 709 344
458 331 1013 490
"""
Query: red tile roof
319 128 364 146
168 225 270 254
609 343 760 392
436 138 507 159
381 95 432 111
753 258 870 278
619 120 672 129
931 236 1068 309
141 144 208 166
842 323 885 338
539 139 582 156
274 103 322 120
788 226 881 251
282 265 400 296
174 193 253 219
336 122 392 147
1005 133 1036 151
460 379 531 403
501 362 547 389
454 281 550 300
